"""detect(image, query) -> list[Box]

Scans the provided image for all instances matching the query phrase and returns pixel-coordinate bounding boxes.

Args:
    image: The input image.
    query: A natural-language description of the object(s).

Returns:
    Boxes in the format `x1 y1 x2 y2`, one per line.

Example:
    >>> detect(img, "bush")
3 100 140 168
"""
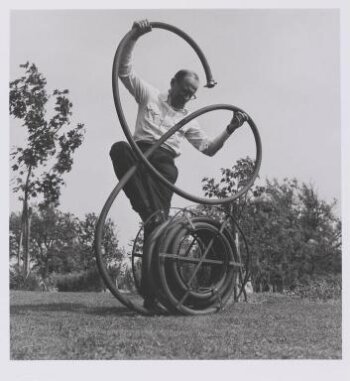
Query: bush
54 268 105 292
10 267 42 291
293 274 341 301
82 268 106 292
108 262 135 292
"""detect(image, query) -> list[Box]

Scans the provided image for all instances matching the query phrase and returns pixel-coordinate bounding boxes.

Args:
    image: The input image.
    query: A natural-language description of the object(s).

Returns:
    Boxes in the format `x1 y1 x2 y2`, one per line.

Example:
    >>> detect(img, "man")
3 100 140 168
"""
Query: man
110 20 248 309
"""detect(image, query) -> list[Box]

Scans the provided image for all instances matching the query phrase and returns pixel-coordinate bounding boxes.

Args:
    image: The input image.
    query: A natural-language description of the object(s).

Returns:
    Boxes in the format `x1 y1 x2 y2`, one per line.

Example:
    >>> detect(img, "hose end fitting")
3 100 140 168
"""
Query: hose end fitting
204 79 217 88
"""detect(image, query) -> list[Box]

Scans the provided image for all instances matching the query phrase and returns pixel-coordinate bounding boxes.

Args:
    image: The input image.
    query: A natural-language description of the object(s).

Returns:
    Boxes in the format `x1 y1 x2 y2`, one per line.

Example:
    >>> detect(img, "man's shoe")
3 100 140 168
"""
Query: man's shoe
143 298 165 314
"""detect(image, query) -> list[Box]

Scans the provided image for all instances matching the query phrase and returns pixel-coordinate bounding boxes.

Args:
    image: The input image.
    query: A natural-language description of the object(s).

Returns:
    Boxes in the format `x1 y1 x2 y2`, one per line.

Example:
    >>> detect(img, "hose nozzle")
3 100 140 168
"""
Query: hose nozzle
205 79 217 88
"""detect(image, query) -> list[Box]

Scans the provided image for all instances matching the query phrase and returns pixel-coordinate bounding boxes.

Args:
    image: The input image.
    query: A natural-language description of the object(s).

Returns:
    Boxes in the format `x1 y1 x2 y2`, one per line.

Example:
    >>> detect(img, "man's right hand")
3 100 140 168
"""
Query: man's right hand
132 19 152 39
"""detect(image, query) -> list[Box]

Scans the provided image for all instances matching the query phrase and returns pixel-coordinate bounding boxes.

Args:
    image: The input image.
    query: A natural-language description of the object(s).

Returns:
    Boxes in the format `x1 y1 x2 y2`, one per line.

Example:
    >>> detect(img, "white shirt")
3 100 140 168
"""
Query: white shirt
118 40 210 157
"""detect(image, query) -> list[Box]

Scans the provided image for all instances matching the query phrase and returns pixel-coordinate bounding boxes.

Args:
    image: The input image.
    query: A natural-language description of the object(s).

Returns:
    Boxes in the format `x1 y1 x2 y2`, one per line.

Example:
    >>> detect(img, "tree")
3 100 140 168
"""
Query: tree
297 184 341 276
9 212 22 266
202 156 257 215
201 160 341 292
10 207 80 289
201 157 261 292
244 178 302 291
25 207 80 279
77 212 123 271
9 208 123 289
10 62 85 275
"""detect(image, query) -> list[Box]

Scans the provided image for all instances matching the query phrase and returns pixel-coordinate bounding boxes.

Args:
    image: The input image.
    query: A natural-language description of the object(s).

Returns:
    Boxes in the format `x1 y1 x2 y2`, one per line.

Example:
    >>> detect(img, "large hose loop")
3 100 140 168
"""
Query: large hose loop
112 22 262 205
95 21 261 315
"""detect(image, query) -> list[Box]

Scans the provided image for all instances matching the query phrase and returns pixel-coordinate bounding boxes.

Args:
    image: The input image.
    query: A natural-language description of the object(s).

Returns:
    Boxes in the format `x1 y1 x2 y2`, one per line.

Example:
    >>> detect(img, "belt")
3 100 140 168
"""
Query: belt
136 140 177 159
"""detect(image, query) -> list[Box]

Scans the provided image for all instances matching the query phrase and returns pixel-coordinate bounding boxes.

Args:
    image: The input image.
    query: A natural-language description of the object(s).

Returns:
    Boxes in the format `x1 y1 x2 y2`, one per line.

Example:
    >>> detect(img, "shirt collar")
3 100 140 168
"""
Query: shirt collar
160 92 188 115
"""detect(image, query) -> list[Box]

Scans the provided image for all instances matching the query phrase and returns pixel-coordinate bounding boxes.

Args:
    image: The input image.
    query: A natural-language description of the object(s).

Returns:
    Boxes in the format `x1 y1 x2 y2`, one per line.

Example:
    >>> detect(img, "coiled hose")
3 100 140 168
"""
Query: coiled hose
95 21 262 315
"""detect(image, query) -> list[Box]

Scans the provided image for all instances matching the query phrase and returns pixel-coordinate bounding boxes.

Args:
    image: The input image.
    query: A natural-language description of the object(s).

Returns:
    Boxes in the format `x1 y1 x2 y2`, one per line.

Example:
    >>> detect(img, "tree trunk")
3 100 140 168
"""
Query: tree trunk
21 200 29 276
17 228 23 268
24 207 32 276
20 164 32 276
18 198 28 274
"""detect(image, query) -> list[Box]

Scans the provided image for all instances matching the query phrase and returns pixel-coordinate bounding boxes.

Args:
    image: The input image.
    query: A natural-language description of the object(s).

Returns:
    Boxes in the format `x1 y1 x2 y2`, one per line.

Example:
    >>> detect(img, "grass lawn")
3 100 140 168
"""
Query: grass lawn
10 290 341 360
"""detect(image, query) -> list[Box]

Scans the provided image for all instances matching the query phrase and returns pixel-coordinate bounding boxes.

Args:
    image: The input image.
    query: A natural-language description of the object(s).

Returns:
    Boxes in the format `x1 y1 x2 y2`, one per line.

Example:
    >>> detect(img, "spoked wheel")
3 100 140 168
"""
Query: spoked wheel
140 215 242 315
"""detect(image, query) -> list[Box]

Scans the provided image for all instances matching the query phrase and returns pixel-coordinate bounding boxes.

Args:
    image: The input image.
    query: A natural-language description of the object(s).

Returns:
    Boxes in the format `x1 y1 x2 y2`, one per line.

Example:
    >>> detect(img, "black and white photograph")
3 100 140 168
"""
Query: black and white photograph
1 0 349 380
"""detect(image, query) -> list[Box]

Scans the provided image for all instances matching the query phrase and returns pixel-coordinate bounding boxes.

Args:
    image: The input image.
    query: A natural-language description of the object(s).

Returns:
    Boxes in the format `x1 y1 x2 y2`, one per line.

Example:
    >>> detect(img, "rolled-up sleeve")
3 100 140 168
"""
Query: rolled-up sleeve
118 39 151 105
184 121 211 152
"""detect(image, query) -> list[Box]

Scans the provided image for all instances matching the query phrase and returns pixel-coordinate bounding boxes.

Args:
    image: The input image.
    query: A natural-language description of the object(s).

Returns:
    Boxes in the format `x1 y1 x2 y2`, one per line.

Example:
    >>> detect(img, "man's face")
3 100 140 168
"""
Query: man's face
169 75 199 109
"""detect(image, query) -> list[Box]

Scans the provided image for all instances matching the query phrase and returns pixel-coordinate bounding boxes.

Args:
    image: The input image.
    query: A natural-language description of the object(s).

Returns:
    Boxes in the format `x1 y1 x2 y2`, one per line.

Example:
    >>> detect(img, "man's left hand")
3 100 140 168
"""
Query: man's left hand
226 111 249 135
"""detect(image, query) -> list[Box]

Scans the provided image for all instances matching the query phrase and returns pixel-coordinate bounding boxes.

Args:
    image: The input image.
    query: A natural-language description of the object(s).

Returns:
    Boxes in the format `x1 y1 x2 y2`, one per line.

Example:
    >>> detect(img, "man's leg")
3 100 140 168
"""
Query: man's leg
146 162 178 216
110 141 178 309
139 146 178 244
109 141 153 222
139 148 178 307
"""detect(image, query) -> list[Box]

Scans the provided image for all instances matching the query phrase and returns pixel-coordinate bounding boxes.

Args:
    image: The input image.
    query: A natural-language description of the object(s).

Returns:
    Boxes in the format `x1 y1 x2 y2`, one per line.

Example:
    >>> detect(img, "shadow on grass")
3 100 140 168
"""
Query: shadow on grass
10 303 136 317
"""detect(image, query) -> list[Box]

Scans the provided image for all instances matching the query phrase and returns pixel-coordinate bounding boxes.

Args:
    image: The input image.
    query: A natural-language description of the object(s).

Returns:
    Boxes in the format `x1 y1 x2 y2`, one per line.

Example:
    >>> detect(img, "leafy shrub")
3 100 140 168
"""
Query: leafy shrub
10 267 42 291
293 274 341 301
82 268 106 291
107 263 135 292
53 272 79 292
54 268 105 292
53 264 136 292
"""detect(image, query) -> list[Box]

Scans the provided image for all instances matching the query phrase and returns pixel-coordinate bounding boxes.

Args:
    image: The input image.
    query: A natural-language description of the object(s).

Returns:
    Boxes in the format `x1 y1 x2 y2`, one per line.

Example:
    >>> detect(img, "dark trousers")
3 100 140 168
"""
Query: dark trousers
110 141 178 223
110 141 178 302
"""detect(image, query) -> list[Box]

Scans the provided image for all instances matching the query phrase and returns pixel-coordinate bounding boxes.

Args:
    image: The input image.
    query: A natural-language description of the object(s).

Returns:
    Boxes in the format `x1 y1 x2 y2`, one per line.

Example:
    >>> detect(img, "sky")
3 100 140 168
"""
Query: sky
9 8 341 246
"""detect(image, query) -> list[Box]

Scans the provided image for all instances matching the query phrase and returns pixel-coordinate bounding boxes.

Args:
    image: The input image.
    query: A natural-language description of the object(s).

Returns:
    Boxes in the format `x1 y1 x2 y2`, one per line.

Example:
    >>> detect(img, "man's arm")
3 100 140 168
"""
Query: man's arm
115 20 153 104
200 111 249 156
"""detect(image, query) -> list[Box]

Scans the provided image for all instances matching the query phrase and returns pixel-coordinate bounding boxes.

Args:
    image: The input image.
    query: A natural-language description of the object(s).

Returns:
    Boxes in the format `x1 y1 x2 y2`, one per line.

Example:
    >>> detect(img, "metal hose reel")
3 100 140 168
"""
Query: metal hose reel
95 21 262 315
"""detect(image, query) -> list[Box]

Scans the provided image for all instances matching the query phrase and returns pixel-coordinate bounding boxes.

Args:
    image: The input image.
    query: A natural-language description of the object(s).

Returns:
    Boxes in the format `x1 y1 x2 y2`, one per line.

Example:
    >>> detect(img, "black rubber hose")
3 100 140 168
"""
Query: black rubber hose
94 164 152 315
95 21 261 315
112 23 262 205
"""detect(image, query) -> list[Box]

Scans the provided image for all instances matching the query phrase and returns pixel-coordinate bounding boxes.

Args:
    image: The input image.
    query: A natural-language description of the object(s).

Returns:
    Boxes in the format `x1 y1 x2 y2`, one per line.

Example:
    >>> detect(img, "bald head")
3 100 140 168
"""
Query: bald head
172 69 199 84
168 69 200 110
